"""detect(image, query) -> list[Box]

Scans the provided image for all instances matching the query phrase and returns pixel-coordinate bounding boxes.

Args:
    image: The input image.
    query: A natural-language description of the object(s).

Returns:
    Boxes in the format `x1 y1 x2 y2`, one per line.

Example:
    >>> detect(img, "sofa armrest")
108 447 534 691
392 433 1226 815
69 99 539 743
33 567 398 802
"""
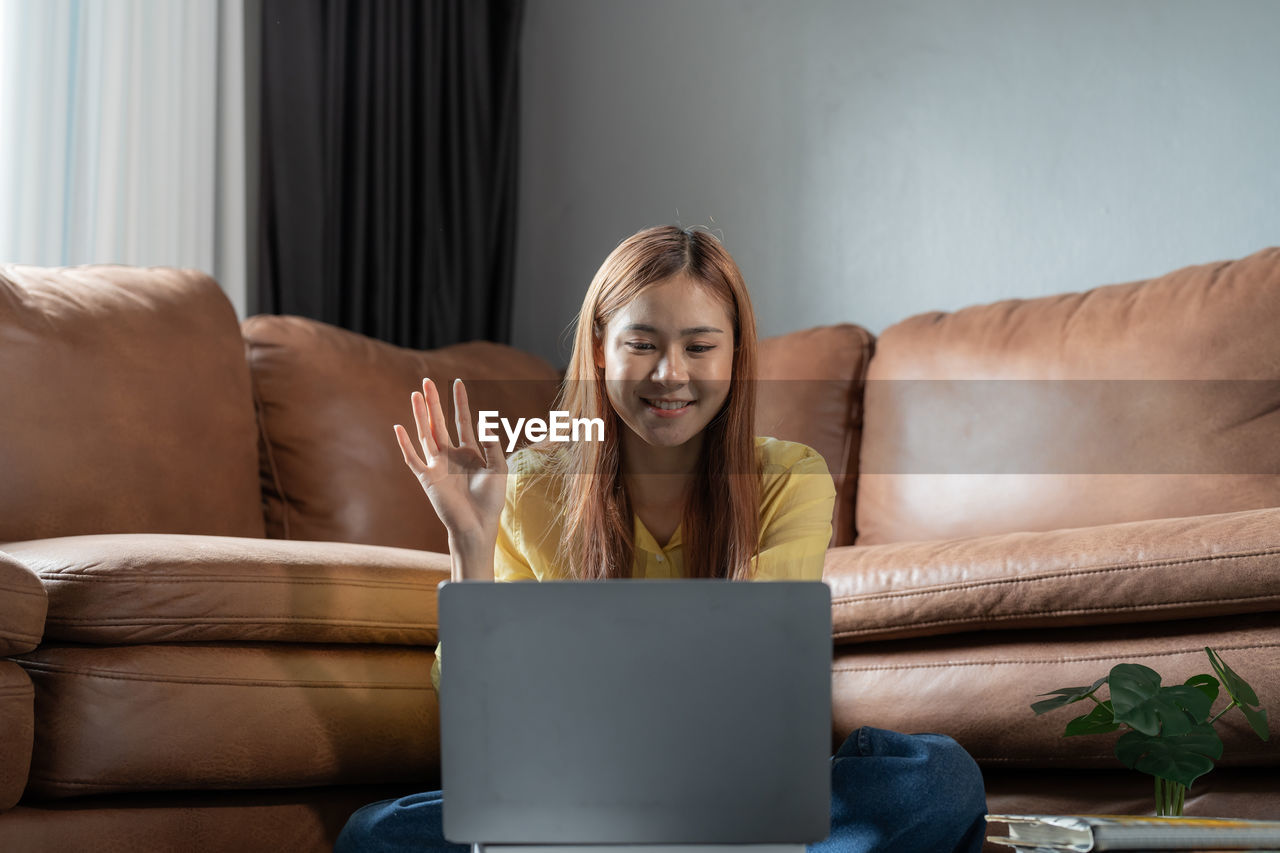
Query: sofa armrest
824 505 1280 645
0 534 449 646
0 550 46 656
0 551 44 810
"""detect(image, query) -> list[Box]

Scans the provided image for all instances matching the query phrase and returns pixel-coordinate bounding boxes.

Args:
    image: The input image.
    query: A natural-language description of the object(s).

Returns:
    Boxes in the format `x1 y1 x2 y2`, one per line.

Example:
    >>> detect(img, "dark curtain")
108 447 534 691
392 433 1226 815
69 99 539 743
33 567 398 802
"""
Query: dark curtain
257 0 522 348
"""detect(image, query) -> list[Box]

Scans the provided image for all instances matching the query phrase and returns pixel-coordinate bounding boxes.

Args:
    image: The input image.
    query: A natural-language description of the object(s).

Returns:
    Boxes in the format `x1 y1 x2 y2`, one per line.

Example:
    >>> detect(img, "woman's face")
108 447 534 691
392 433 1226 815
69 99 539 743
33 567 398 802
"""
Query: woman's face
595 273 735 453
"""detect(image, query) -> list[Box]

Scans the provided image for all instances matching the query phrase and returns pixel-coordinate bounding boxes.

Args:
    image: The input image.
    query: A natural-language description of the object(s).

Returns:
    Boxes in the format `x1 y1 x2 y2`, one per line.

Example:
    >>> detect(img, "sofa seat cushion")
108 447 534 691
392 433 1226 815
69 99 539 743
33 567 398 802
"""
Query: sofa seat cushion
0 785 425 853
9 644 438 799
832 612 1279 770
0 662 34 810
1 534 449 645
826 505 1280 644
243 314 562 552
0 265 264 542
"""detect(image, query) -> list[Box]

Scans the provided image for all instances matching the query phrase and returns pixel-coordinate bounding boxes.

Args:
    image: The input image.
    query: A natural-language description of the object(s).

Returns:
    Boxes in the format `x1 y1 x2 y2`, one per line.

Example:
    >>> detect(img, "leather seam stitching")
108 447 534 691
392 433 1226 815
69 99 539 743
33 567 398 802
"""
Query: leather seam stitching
16 662 434 689
832 592 1280 637
37 572 442 589
26 777 224 789
45 616 436 628
831 640 1280 672
830 546 1280 606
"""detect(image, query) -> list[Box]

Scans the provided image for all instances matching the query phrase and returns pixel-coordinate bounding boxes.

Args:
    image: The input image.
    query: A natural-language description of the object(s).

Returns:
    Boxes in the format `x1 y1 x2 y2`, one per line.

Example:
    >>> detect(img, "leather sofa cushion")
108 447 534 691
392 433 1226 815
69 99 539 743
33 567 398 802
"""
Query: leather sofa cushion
1 534 449 646
0 551 46 655
832 612 1279 770
0 265 264 542
0 785 423 853
0 552 42 810
243 315 561 551
856 247 1280 544
757 324 873 547
826 505 1280 643
9 644 439 799
0 661 34 810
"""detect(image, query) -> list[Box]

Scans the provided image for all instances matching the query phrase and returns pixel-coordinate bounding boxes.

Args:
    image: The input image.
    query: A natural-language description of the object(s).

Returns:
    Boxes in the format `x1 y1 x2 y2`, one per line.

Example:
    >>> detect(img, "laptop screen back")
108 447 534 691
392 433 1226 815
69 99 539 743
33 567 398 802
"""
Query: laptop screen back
438 580 832 845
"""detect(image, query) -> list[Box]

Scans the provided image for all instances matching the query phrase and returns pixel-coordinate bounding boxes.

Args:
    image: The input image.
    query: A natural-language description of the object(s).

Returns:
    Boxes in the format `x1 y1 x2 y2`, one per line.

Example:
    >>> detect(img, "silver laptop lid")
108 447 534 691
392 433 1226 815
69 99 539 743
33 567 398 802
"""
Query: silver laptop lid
438 580 832 845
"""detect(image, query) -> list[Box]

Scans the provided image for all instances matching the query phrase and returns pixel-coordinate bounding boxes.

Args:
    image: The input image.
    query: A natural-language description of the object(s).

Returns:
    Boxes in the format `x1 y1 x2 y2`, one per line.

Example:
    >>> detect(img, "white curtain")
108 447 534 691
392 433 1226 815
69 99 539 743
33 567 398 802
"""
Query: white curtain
0 0 249 317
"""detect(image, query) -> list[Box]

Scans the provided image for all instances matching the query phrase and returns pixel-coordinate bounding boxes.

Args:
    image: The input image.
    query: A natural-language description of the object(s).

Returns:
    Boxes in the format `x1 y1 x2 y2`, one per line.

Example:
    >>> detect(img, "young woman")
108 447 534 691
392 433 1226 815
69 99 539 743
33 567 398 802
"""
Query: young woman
335 226 987 853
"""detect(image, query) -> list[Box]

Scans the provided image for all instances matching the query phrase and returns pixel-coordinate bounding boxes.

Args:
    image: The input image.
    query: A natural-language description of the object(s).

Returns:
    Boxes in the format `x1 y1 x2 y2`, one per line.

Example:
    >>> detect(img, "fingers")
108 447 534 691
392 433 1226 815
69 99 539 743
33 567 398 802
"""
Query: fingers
393 424 428 477
411 388 440 458
409 377 507 472
422 378 454 453
453 379 481 450
455 379 509 473
489 442 509 474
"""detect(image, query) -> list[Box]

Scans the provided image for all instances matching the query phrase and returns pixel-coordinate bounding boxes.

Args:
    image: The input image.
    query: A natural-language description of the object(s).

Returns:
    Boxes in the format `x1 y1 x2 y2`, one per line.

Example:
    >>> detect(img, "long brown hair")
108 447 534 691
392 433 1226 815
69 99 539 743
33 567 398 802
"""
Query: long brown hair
534 225 761 580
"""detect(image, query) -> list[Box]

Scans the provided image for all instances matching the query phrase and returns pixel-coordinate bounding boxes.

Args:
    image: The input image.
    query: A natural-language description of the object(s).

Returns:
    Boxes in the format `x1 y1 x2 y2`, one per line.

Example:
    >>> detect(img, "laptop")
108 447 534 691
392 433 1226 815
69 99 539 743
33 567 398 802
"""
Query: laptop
437 580 832 853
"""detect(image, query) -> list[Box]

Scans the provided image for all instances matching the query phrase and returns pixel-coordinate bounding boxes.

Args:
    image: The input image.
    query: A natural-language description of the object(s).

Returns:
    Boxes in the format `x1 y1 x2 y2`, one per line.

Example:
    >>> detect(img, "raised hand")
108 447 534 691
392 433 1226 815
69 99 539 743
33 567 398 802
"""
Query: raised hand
394 378 506 580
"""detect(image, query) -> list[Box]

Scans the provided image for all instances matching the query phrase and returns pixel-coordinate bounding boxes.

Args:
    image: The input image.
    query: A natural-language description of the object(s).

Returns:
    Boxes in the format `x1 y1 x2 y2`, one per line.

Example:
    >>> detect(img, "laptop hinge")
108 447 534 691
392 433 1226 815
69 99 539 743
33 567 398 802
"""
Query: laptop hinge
475 846 808 853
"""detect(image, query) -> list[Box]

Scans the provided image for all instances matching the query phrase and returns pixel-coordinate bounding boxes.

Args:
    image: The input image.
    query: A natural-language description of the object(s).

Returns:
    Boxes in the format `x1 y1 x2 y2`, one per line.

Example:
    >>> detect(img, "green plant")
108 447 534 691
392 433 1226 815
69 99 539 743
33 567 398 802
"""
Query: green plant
1032 647 1270 816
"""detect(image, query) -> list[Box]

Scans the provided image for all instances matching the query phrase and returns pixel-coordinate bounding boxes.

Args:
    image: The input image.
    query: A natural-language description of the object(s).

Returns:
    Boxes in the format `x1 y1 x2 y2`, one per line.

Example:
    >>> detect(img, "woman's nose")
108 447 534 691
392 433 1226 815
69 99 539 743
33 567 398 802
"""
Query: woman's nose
653 348 689 384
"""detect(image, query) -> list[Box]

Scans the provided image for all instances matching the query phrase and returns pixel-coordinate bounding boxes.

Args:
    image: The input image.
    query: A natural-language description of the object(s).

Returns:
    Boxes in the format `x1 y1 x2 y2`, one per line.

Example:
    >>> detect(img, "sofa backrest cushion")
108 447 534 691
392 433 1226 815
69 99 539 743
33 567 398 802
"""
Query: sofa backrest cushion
0 265 264 541
756 324 873 546
243 315 561 552
856 247 1280 544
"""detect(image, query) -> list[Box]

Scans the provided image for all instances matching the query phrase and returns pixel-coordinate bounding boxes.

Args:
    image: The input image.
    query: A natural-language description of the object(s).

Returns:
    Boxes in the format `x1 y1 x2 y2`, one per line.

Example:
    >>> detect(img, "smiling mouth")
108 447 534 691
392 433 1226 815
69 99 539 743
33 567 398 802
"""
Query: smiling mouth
641 398 694 411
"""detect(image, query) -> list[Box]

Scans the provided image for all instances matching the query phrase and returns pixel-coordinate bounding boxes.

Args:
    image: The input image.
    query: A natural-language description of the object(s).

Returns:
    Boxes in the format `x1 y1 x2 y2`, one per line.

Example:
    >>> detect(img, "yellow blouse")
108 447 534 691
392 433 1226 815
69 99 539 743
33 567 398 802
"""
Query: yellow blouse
431 436 836 690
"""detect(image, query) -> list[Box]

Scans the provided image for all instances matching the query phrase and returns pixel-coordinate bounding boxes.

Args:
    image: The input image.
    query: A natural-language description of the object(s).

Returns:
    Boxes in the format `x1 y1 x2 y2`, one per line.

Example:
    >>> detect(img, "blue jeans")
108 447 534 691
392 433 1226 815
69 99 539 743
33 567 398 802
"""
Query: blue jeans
334 727 987 853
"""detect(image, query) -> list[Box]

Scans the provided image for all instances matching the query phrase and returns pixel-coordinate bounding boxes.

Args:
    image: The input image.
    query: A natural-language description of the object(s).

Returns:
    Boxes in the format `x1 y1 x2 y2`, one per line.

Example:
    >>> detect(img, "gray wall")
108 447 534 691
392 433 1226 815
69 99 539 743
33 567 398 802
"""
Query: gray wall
513 0 1280 368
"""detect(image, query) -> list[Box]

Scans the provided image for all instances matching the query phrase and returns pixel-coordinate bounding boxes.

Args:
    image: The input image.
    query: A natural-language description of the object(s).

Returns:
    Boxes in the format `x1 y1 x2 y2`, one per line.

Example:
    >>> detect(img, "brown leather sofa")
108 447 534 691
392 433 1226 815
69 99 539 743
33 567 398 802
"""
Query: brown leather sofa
1 250 1277 851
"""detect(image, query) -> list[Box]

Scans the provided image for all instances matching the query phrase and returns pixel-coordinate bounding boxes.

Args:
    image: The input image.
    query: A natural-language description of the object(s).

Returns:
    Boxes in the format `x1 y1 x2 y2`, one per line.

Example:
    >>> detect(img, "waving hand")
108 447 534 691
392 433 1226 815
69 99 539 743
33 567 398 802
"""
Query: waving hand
393 378 506 580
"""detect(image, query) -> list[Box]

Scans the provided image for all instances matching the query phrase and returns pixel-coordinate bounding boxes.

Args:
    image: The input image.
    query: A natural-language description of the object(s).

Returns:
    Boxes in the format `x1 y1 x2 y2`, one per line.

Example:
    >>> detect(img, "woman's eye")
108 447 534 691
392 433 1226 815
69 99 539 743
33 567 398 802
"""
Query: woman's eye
626 341 655 351
687 344 714 354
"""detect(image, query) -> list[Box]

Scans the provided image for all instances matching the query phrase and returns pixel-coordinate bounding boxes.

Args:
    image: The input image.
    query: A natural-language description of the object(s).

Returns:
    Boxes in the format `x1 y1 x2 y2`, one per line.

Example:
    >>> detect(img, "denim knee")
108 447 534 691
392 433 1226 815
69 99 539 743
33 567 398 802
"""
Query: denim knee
334 790 464 853
334 797 396 853
816 727 987 853
888 730 985 808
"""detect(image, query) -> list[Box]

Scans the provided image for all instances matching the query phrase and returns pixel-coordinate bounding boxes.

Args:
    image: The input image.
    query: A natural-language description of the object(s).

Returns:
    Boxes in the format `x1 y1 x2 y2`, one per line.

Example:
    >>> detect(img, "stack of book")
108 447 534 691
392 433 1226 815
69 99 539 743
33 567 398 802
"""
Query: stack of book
986 814 1280 852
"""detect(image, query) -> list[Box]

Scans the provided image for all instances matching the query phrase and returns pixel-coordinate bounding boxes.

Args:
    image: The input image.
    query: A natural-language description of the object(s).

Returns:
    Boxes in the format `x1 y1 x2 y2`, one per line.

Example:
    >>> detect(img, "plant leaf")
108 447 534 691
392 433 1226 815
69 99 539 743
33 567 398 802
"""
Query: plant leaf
1107 668 1210 736
1109 664 1164 735
1031 676 1109 715
1206 647 1261 708
1162 684 1214 728
1064 701 1120 736
1114 725 1223 789
1240 703 1271 742
1184 674 1219 705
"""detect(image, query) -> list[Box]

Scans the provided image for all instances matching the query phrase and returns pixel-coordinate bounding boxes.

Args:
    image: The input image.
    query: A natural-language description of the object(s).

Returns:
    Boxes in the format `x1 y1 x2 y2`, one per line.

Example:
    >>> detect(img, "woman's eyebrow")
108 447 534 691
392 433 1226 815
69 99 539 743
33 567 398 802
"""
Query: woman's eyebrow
622 323 726 335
